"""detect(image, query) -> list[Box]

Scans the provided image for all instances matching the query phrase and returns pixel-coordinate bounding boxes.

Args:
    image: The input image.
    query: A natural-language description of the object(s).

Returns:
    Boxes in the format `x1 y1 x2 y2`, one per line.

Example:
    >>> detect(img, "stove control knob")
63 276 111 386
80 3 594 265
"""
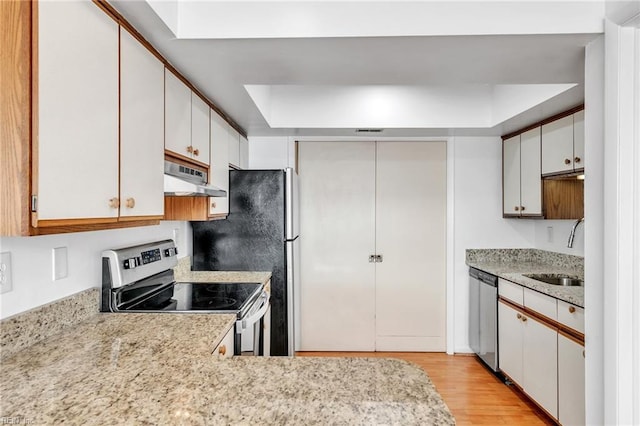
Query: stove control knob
164 247 178 257
123 257 140 270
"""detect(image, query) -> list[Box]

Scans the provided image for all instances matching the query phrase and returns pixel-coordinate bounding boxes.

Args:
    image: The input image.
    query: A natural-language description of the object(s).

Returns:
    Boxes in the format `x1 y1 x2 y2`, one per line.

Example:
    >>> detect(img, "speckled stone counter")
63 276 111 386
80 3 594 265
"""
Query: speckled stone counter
0 288 99 361
466 249 584 307
1 312 454 425
173 256 272 286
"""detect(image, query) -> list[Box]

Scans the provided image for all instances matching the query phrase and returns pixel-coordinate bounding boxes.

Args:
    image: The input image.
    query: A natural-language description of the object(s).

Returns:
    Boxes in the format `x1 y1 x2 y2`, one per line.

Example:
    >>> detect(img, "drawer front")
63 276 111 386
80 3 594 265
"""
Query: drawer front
557 300 584 334
524 288 557 320
499 279 524 305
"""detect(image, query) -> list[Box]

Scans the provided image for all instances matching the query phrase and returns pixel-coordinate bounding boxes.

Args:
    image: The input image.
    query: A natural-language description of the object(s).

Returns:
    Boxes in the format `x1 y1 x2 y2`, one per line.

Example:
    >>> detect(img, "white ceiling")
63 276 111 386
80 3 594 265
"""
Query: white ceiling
108 0 603 138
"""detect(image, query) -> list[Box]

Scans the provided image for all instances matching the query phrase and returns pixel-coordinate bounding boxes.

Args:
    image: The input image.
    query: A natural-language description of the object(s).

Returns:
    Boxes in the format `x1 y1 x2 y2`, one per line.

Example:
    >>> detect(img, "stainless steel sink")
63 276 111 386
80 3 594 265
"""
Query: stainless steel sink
524 274 584 287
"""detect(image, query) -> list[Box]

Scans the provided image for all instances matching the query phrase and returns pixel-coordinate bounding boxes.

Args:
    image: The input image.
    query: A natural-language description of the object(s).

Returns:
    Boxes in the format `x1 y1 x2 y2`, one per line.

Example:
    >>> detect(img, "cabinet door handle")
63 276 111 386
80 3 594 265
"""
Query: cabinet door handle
211 201 217 209
521 316 528 322
582 349 585 358
125 198 135 209
520 206 525 211
514 206 520 212
564 158 572 165
108 197 120 209
516 313 522 320
218 345 226 356
369 255 376 263
574 157 581 164
569 306 576 314
193 149 200 156
186 146 194 154
376 254 383 263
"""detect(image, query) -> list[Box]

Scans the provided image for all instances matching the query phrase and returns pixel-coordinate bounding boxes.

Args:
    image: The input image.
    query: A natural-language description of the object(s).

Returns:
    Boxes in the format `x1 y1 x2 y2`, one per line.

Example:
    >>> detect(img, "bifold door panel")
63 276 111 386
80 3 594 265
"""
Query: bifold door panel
299 141 446 352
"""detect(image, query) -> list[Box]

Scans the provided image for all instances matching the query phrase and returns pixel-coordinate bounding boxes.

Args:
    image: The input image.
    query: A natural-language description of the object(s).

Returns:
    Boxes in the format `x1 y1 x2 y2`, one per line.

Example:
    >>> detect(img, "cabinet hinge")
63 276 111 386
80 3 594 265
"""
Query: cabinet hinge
31 195 37 212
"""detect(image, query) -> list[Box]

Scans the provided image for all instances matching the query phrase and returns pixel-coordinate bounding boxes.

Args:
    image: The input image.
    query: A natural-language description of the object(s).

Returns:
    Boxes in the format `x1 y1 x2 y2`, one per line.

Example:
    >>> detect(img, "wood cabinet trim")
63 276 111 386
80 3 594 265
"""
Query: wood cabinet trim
502 104 585 141
91 0 246 139
30 219 161 236
0 0 33 236
499 296 584 344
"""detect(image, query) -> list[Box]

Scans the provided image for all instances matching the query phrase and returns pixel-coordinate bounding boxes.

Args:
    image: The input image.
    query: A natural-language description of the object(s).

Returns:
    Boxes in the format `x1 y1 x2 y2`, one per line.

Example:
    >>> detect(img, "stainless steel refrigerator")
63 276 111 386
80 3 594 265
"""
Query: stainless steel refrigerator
192 169 299 356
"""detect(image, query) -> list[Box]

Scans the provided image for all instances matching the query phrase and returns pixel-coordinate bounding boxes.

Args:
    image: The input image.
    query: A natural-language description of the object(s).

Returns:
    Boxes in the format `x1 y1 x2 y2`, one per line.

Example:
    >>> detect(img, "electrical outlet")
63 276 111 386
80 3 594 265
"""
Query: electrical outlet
0 252 13 294
52 247 68 281
547 226 554 243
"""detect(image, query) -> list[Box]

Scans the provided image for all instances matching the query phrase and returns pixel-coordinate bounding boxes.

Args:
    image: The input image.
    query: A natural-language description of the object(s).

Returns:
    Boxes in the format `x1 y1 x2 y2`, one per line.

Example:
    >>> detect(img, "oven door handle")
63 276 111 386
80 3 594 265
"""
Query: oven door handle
236 291 270 333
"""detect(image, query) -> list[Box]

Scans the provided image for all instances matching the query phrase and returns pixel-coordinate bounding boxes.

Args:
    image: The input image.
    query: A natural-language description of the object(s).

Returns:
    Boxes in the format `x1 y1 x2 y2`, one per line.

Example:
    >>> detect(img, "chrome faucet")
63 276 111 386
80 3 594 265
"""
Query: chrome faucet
567 218 585 248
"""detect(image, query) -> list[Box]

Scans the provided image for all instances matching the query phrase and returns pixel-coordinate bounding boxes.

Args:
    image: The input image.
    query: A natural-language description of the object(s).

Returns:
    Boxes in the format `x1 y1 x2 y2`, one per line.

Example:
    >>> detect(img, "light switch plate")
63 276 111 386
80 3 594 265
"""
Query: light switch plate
1 252 13 294
53 247 68 281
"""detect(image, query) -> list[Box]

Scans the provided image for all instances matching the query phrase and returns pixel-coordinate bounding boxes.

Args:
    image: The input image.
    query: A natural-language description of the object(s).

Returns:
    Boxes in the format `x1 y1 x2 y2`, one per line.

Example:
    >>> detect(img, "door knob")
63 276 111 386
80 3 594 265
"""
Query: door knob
108 197 120 209
375 254 383 263
125 198 135 209
193 149 200 156
574 157 581 164
514 206 520 212
369 255 376 263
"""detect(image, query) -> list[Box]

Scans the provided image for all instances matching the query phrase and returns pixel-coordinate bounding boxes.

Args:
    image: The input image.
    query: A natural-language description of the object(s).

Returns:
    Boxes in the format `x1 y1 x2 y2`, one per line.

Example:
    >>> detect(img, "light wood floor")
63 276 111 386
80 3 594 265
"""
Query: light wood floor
296 352 554 425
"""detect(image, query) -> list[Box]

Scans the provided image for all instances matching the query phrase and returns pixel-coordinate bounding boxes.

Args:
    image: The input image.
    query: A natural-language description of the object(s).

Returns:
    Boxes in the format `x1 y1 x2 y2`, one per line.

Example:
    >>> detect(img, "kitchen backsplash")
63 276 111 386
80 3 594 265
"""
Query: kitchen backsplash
466 248 584 272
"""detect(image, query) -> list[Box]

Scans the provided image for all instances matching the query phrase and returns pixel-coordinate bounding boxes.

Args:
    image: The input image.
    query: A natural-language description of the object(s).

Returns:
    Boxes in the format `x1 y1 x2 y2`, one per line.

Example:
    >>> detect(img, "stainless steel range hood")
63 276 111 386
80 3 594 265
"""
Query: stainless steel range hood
164 161 227 197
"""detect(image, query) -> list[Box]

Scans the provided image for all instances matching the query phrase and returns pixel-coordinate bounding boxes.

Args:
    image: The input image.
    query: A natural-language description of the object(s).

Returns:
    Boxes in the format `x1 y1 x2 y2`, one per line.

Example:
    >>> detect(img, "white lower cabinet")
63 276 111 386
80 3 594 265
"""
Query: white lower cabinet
499 301 558 418
214 326 235 360
558 334 585 426
522 312 558 418
499 291 585 425
498 302 525 384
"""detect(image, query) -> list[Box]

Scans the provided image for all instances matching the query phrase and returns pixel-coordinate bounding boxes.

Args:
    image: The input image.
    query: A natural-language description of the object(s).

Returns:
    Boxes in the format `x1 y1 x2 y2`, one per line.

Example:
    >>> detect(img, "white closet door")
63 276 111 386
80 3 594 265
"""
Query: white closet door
375 141 447 351
298 142 376 351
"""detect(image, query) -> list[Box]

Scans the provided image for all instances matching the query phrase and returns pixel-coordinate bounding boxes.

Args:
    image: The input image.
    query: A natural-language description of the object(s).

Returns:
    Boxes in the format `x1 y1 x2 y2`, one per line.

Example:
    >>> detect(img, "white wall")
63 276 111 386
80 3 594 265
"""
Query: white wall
451 136 536 352
533 219 584 256
248 136 296 169
0 221 191 319
584 34 605 426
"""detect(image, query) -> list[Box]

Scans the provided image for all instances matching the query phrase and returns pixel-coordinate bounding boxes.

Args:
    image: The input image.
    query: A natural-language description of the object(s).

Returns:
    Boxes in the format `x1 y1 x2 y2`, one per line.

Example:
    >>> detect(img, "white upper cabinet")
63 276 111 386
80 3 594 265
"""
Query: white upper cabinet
119 28 165 218
239 134 249 169
191 94 210 166
541 111 585 176
165 70 211 165
503 135 521 216
228 126 241 168
209 111 230 216
165 70 192 159
519 127 542 216
37 0 119 221
503 129 542 217
573 110 585 171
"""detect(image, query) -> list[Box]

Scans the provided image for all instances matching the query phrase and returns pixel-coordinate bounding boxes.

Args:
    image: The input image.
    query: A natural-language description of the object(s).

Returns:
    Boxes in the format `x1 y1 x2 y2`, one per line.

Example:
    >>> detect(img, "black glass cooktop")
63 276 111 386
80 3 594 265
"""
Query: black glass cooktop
173 282 262 313
119 281 263 317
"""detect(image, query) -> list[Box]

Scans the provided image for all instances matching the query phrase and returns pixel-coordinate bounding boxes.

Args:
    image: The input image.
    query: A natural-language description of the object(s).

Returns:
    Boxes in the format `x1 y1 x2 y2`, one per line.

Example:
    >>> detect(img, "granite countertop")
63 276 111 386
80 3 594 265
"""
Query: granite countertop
0 312 454 425
173 256 272 287
466 249 584 307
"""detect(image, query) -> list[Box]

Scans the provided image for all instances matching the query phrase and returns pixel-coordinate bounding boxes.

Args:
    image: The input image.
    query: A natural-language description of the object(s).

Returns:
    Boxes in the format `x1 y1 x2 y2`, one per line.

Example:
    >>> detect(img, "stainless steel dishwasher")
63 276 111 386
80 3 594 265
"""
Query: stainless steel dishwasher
468 267 499 372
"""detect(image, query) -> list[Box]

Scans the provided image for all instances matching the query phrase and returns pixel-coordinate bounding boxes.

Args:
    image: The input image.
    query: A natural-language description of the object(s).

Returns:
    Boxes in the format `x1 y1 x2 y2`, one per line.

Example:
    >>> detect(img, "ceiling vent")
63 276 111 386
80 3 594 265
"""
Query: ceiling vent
355 129 384 133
